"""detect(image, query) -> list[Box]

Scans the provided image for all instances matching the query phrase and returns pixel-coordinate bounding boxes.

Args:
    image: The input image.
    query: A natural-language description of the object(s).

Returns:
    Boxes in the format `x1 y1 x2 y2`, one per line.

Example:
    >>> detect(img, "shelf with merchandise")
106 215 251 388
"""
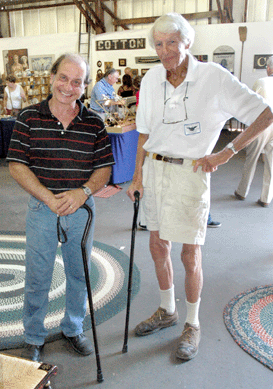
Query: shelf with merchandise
19 75 51 105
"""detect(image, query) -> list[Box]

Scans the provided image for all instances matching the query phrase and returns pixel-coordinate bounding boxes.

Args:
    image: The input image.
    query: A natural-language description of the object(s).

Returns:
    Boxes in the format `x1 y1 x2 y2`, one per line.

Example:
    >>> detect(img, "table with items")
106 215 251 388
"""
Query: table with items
106 122 138 184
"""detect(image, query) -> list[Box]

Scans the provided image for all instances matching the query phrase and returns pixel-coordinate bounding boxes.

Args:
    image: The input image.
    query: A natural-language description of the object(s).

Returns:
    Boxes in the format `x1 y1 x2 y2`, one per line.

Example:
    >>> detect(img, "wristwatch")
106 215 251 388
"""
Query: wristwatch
226 142 238 154
81 185 92 198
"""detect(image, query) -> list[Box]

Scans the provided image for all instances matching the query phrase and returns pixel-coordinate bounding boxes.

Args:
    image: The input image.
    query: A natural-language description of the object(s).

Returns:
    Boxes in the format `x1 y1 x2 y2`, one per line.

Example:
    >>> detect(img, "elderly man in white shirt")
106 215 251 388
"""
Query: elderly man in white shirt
127 13 273 362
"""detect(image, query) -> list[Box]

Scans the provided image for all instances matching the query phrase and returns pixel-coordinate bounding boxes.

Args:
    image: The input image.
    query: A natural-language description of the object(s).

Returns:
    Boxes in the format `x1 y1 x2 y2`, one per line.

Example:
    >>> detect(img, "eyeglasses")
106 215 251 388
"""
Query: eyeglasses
162 82 189 124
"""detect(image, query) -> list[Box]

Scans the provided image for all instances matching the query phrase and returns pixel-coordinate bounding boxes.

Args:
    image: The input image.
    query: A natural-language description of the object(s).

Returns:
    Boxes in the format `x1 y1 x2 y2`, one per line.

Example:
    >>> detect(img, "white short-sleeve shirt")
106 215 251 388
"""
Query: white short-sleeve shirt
252 76 273 107
136 54 268 159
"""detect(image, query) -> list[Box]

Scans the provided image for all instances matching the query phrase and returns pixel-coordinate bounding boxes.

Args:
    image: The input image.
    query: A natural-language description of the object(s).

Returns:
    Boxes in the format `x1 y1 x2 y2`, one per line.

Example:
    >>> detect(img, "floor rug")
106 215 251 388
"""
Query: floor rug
0 231 140 351
93 185 122 198
223 285 273 371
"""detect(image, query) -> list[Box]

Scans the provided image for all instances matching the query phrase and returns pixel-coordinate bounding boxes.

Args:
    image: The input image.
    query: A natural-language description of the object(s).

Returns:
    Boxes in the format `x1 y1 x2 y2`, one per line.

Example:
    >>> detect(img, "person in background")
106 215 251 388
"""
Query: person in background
207 212 221 228
3 75 27 116
235 55 273 207
124 67 134 79
89 68 123 120
133 75 142 107
117 74 136 97
6 53 114 362
126 13 273 362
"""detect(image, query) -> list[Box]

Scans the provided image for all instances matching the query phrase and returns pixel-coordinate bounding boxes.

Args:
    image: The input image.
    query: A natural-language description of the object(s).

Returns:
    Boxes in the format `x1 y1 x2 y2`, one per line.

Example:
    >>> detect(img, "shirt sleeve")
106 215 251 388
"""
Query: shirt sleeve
219 68 268 126
135 73 151 134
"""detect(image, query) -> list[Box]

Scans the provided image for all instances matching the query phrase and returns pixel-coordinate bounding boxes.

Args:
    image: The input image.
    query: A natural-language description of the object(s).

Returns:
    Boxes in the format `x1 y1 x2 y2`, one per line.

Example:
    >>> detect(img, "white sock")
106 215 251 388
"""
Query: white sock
159 285 176 314
185 298 201 327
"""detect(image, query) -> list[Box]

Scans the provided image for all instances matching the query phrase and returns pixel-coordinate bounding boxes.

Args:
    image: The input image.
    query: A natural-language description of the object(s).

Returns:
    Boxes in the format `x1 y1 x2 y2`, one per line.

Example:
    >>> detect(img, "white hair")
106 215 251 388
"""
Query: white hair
267 56 273 69
148 13 195 49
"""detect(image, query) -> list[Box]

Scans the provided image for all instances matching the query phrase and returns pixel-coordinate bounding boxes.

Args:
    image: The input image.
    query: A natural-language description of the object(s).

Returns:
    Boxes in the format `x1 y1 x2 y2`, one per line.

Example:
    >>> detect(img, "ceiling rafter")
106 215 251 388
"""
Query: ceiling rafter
113 11 220 26
0 2 74 13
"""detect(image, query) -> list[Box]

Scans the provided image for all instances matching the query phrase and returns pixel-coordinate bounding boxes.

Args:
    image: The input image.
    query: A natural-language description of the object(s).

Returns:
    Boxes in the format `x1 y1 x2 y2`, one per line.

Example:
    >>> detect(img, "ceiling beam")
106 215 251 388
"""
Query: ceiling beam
100 1 129 30
0 2 74 13
112 11 219 26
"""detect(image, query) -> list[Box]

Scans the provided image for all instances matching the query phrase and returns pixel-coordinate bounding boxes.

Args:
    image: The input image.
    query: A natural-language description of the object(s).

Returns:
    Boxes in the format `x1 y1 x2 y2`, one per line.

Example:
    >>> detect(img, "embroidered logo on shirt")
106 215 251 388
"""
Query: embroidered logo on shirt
184 122 201 136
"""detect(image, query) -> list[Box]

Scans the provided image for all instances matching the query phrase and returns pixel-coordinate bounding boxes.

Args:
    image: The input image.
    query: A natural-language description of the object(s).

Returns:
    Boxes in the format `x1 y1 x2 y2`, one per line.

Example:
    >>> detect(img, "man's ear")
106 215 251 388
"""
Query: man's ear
50 74 54 85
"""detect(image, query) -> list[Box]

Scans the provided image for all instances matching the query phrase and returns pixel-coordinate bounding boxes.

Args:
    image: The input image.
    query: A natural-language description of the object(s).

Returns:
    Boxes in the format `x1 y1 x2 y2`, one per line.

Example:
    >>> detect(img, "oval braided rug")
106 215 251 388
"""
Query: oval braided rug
0 231 140 351
223 285 273 371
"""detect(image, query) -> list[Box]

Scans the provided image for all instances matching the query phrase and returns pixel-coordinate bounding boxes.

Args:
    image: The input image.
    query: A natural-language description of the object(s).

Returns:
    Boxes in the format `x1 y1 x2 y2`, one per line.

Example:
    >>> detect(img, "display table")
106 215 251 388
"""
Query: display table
108 128 139 184
0 117 16 158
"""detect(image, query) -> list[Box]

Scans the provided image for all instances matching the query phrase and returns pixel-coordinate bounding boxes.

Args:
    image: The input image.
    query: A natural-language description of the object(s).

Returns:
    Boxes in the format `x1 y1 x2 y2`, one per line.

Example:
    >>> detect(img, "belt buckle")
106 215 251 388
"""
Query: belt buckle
156 154 162 161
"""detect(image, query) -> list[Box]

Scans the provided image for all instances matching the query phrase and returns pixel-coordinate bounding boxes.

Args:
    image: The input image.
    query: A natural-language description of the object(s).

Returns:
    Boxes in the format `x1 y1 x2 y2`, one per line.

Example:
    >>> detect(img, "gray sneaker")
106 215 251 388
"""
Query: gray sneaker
176 322 201 360
135 307 178 336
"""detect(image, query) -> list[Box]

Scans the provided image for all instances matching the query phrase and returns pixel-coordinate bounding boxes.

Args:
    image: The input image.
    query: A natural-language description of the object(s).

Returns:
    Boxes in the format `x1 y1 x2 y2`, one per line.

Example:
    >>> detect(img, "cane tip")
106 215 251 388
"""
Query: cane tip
122 345 128 353
97 372 104 383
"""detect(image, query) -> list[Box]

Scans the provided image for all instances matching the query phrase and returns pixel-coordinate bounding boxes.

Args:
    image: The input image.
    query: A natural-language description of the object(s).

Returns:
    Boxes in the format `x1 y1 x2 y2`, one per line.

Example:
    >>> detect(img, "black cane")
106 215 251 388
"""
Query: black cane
81 204 104 383
122 190 140 353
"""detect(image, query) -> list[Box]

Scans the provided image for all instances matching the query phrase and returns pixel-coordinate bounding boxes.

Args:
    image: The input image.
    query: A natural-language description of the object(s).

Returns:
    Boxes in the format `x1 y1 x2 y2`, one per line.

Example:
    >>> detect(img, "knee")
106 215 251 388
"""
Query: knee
149 231 171 258
181 245 202 273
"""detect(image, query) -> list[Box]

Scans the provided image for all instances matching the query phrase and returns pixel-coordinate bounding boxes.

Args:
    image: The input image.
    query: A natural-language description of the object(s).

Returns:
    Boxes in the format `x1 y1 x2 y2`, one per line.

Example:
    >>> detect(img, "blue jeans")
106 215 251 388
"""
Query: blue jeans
24 195 95 345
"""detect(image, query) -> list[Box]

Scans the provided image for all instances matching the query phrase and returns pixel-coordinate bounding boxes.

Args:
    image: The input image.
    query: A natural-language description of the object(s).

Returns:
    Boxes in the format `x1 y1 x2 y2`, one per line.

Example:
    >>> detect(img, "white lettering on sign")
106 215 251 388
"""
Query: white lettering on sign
96 38 146 51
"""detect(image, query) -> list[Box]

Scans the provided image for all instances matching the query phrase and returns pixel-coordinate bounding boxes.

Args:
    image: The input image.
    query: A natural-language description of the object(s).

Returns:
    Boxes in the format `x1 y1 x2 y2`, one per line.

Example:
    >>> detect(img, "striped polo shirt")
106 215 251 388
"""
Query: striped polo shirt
6 95 115 193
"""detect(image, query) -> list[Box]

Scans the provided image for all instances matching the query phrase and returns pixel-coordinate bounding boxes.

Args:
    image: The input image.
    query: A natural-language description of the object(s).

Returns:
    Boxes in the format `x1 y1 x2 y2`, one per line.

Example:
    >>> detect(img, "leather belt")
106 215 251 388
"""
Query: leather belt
147 152 184 165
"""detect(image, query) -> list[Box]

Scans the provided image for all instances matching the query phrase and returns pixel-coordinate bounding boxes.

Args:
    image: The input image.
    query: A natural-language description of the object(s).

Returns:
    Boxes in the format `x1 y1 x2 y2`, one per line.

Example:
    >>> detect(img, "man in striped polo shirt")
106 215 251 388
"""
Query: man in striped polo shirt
7 53 115 362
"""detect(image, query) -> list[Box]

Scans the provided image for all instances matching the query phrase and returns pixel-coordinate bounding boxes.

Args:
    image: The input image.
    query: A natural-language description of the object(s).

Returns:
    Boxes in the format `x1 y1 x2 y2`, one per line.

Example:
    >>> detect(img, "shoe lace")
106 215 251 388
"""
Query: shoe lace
182 325 198 345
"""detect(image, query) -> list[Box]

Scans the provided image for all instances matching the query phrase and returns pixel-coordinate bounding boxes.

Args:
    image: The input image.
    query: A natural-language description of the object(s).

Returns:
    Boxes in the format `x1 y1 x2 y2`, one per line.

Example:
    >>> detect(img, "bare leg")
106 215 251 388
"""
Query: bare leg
181 244 203 303
149 230 173 290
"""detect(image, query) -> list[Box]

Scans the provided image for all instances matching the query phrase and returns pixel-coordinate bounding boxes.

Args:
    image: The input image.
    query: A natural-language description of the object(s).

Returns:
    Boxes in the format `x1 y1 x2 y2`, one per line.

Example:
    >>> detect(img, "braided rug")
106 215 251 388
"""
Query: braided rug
0 231 140 350
223 285 273 370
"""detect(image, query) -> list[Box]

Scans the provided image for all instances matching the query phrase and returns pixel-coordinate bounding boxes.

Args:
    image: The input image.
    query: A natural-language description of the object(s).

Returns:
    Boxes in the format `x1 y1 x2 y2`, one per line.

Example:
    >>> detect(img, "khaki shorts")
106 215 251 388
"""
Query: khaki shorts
142 154 210 245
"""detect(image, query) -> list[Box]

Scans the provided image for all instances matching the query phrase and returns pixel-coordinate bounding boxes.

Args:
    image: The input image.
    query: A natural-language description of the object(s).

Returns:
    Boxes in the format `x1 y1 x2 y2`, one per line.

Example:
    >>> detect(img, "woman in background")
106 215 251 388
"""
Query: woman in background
4 75 27 116
117 74 136 97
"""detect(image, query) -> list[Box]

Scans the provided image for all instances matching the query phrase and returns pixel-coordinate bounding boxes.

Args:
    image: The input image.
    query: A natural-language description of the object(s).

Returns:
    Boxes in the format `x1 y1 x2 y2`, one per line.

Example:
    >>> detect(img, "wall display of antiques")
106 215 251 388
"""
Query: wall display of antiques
20 75 51 105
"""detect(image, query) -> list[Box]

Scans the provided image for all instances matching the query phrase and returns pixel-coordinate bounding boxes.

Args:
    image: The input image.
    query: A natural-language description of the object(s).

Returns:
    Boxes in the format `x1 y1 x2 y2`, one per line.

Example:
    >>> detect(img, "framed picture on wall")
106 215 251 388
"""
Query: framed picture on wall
96 69 103 82
131 69 138 77
104 62 113 72
119 58 127 67
141 68 149 76
3 49 29 77
213 46 234 74
29 55 55 74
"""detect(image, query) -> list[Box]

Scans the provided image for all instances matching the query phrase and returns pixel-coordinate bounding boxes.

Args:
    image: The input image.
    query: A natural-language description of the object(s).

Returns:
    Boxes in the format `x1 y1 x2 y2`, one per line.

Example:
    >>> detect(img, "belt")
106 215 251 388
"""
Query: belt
147 152 184 165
